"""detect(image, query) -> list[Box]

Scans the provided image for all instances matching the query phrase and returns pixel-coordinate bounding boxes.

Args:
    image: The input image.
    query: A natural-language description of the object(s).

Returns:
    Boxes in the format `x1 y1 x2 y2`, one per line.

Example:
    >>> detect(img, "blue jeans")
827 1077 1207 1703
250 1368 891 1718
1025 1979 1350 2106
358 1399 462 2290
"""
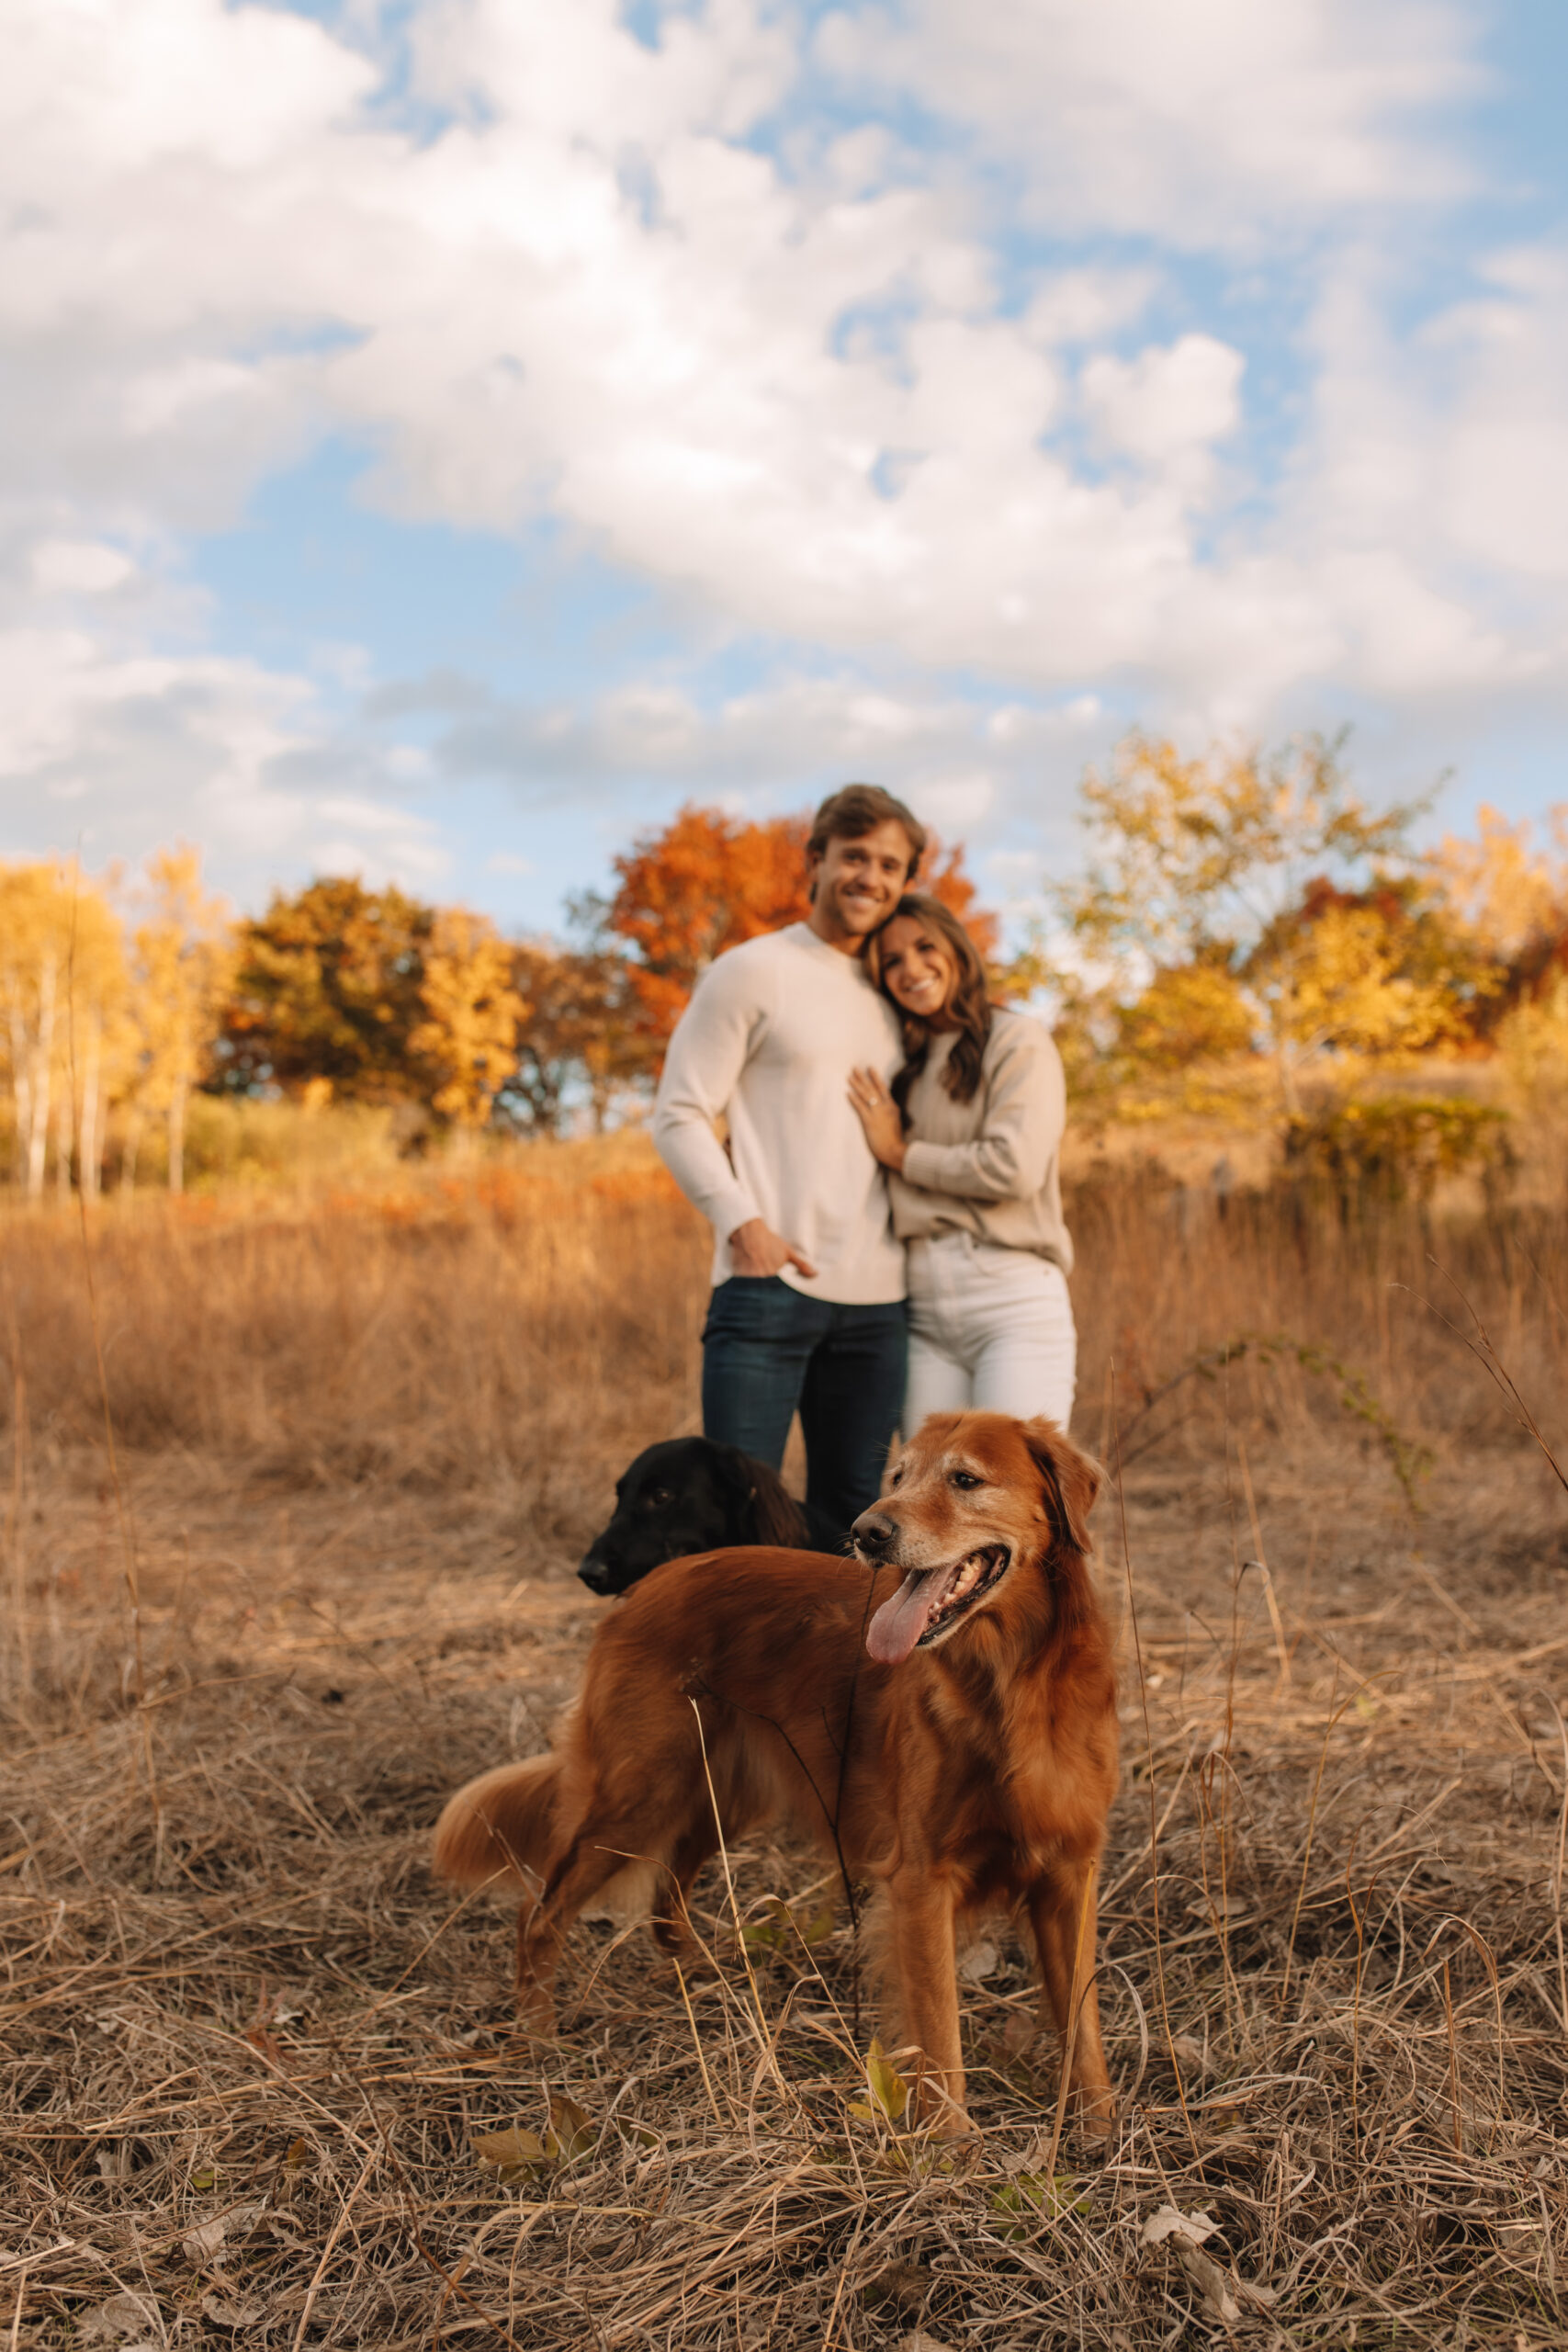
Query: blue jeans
701 1278 908 1530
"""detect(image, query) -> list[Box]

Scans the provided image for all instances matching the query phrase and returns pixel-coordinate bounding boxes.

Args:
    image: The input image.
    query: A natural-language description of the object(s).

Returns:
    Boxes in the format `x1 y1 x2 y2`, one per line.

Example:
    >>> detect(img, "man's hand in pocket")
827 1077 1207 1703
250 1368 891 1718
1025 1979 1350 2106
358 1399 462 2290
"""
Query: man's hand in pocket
728 1218 818 1280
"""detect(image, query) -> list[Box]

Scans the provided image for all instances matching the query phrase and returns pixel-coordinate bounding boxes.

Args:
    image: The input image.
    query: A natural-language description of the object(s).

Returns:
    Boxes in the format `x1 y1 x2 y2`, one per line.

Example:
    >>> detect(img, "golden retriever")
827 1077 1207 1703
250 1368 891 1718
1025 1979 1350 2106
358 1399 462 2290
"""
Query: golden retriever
434 1411 1119 2135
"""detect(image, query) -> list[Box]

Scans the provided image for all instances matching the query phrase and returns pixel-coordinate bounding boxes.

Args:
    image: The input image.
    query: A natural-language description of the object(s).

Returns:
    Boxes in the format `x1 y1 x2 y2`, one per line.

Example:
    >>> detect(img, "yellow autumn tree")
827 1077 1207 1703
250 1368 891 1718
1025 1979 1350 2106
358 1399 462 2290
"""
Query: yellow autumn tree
0 861 127 1201
1436 803 1568 961
410 909 529 1135
1046 731 1474 1105
1245 899 1463 1113
125 847 233 1193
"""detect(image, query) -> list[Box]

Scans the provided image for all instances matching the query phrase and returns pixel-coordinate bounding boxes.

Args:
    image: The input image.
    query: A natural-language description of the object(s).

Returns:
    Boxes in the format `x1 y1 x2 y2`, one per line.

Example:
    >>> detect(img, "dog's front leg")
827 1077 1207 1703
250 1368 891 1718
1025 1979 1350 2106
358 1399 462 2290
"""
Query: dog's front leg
885 1869 970 2135
1028 1860 1115 2139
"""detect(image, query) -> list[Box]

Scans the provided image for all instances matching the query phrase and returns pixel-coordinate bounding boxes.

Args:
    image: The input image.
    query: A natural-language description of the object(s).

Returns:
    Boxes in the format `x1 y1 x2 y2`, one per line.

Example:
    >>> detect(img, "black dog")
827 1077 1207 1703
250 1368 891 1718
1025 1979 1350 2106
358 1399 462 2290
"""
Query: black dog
578 1437 843 1596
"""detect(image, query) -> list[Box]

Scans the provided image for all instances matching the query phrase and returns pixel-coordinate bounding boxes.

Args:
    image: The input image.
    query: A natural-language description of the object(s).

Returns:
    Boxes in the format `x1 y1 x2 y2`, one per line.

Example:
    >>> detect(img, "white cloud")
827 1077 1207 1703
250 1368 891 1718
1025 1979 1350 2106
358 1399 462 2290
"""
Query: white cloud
1082 335 1246 474
409 671 1110 807
0 621 456 895
0 0 1511 695
31 537 137 594
0 0 1563 910
816 0 1478 243
1428 247 1568 583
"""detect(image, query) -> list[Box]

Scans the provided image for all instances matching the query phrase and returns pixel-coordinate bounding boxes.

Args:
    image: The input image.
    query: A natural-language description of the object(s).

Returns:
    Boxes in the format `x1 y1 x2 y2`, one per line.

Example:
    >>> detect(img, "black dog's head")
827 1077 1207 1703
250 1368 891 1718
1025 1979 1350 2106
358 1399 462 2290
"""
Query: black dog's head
577 1437 823 1597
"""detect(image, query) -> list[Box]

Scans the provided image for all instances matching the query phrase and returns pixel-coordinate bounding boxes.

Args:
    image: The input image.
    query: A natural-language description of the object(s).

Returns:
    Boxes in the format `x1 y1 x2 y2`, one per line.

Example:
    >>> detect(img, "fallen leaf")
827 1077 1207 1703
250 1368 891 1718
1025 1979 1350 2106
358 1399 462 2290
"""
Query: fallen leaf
472 2124 551 2181
547 2092 595 2162
182 2203 267 2264
958 1939 999 1984
896 2334 956 2352
1174 2242 1241 2326
1169 2034 1213 2077
741 1896 789 1952
473 2092 596 2182
863 2037 909 2125
1142 2204 1220 2248
1143 2204 1276 2323
797 1897 836 1949
75 2290 159 2342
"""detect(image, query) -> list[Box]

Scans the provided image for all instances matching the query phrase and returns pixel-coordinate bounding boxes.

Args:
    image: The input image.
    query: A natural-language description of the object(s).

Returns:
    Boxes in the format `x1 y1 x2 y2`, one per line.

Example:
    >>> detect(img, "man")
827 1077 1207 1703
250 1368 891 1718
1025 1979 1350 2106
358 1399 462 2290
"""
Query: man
652 784 925 1527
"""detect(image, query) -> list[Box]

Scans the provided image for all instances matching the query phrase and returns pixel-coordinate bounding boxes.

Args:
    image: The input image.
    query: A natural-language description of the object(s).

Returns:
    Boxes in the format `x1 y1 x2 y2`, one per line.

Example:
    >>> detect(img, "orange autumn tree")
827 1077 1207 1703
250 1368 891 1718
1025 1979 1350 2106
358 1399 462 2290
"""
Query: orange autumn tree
596 801 997 1056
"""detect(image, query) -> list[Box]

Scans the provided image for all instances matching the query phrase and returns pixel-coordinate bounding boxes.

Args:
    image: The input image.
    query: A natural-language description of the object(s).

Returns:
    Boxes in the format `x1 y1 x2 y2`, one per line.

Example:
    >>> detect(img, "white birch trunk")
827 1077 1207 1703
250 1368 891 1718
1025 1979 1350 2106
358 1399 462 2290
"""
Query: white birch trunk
55 1070 73 1199
26 954 55 1202
6 997 30 1193
79 1011 103 1202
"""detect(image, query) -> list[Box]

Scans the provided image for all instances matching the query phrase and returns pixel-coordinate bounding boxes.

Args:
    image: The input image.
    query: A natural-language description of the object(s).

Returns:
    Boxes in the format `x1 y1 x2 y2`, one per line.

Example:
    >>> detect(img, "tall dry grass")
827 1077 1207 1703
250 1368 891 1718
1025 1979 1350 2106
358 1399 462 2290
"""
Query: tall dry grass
4 1136 1567 2346
0 1136 710 1528
4 1133 1565 1517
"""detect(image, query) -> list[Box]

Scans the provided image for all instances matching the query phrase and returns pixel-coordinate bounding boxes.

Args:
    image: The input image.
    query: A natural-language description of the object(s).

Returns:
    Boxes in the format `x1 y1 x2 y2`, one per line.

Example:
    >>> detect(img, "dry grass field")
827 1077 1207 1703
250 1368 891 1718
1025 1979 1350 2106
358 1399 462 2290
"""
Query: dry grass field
4 1136 1567 2348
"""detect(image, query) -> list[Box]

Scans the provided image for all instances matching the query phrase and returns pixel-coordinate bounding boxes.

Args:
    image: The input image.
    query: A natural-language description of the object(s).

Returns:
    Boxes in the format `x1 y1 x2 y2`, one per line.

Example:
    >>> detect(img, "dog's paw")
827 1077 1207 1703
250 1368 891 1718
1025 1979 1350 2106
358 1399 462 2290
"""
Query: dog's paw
511 1982 558 2039
1076 2094 1118 2150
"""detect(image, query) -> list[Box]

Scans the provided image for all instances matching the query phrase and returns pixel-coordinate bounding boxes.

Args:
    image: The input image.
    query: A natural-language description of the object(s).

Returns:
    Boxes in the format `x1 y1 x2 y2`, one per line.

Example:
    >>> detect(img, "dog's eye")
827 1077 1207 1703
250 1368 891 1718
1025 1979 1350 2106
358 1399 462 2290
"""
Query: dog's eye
644 1487 673 1509
950 1470 984 1490
889 1466 904 1487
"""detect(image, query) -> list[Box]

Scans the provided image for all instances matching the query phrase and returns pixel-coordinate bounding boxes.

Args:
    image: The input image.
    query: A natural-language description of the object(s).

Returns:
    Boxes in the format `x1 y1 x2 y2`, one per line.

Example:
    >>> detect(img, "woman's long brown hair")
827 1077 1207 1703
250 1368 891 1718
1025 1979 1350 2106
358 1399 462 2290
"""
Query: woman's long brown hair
868 893 992 1112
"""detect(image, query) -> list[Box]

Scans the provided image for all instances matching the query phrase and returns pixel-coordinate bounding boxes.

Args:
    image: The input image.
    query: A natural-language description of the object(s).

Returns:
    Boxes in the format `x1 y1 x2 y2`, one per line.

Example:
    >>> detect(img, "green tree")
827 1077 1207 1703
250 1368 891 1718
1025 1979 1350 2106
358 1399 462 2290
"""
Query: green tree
213 878 434 1105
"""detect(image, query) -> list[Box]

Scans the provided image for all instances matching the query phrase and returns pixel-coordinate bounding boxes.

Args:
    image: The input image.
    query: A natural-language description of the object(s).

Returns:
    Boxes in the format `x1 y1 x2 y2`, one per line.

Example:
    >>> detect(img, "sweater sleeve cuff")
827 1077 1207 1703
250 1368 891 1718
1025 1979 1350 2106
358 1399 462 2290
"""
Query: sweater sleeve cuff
902 1140 947 1193
705 1178 761 1243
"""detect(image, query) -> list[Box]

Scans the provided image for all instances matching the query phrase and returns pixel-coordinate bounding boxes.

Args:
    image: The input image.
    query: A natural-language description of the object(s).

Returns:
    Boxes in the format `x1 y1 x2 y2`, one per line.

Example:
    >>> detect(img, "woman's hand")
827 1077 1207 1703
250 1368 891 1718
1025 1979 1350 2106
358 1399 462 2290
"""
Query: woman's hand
847 1067 908 1170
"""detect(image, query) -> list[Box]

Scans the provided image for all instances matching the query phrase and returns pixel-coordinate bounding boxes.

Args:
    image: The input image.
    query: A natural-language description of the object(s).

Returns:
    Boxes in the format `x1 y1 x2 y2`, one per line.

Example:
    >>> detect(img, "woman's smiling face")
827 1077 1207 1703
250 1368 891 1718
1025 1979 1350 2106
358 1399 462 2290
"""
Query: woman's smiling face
878 912 957 1023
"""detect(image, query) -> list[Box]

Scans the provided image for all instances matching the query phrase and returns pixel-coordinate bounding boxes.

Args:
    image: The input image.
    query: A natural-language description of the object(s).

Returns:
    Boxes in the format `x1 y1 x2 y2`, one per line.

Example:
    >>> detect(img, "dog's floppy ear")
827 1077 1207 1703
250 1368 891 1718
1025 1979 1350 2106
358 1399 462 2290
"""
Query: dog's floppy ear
1022 1418 1100 1555
721 1446 811 1548
708 1442 756 1507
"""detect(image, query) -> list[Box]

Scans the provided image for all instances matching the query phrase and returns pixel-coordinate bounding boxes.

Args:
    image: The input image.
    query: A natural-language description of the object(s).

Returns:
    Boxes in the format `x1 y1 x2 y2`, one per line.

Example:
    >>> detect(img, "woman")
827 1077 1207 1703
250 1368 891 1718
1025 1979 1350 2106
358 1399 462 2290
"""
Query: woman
847 895 1077 1430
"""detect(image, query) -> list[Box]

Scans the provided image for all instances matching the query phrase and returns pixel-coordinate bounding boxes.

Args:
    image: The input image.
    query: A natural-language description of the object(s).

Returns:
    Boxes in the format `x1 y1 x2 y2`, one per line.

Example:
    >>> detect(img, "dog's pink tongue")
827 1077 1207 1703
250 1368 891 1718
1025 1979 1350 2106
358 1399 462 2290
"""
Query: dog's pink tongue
867 1568 948 1665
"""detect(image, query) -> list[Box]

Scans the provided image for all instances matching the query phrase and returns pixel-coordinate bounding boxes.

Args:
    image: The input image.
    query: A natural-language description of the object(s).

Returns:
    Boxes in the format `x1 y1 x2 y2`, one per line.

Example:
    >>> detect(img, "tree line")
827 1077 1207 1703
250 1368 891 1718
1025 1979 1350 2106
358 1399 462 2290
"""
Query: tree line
0 807 989 1194
4 737 1566 1198
1038 733 1568 1117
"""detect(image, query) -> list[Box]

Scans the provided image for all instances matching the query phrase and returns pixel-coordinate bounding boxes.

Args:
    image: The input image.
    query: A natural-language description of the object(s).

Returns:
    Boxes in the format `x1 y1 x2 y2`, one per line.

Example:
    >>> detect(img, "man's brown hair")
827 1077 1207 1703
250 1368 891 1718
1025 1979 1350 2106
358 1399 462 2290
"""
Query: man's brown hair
806 784 926 879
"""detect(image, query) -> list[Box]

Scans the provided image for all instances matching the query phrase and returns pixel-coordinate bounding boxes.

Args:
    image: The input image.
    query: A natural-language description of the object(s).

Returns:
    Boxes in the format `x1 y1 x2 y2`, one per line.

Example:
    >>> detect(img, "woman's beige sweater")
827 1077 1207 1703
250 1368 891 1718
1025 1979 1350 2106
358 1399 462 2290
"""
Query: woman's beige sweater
887 1008 1074 1274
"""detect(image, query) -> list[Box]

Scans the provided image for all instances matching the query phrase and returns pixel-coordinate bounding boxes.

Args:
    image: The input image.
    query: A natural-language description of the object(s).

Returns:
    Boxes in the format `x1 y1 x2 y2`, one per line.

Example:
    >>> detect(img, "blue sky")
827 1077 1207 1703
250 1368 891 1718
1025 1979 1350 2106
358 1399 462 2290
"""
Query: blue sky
3 0 1565 939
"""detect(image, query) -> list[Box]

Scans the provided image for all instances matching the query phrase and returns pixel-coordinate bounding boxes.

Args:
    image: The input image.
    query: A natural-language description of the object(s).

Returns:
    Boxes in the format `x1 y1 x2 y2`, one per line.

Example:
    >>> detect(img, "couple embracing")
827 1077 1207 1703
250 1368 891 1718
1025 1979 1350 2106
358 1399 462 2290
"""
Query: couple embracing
653 784 1075 1530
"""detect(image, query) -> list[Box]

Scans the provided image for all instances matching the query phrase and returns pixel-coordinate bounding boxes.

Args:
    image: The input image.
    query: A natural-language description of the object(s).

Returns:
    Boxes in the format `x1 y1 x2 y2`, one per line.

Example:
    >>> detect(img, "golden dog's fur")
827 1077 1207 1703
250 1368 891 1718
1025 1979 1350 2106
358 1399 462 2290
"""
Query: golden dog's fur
433 1412 1119 2134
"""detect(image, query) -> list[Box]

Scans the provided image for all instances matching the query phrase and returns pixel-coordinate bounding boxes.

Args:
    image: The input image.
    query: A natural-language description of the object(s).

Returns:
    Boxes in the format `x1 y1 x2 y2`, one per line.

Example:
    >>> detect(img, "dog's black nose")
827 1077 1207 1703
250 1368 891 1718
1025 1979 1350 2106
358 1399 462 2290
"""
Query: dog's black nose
577 1553 614 1593
852 1510 897 1554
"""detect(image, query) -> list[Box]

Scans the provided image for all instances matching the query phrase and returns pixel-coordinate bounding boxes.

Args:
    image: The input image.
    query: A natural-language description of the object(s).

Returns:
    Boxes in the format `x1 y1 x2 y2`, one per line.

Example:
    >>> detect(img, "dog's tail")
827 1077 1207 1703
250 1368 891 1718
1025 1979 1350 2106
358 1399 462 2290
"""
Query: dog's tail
433 1754 559 1893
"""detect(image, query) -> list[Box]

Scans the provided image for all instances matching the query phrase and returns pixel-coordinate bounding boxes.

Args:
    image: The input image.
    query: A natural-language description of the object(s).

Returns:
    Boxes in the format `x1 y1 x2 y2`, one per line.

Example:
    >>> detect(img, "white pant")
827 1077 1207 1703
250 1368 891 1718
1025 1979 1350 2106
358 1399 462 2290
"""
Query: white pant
905 1233 1077 1431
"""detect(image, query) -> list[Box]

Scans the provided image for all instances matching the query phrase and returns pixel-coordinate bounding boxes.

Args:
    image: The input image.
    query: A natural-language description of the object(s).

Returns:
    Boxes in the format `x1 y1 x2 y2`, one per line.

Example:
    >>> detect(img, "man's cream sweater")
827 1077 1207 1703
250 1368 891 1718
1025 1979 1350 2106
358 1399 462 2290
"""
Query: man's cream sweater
652 922 907 1303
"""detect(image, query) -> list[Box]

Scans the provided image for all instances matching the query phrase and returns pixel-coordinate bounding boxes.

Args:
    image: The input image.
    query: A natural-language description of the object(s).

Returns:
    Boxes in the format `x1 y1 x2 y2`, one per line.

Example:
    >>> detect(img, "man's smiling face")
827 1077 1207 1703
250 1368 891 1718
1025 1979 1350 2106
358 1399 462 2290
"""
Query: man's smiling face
807 820 918 951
